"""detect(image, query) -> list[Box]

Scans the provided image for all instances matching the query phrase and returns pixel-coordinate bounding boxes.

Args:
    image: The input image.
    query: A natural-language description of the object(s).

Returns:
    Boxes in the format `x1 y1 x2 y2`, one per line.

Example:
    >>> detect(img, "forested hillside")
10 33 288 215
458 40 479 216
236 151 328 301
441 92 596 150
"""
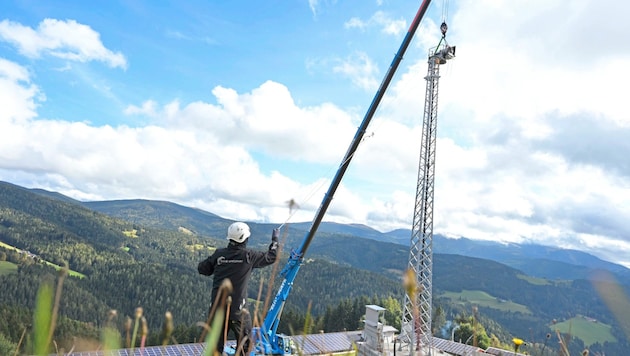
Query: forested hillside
83 199 227 238
0 181 403 353
1 180 630 355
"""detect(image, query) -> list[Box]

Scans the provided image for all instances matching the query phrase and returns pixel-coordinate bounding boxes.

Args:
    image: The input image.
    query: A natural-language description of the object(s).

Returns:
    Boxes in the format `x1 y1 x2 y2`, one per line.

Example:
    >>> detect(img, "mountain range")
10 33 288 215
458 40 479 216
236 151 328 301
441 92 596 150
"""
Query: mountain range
62 194 629 285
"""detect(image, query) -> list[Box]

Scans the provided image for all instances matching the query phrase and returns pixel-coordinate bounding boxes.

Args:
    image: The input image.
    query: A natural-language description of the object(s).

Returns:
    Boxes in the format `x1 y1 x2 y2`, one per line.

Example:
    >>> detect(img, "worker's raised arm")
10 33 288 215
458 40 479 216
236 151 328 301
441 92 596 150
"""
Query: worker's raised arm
251 228 279 268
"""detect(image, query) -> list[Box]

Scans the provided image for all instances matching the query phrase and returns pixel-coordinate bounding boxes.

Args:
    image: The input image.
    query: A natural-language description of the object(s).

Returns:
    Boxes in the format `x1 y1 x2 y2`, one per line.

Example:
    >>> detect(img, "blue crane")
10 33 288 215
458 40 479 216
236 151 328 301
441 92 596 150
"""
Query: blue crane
236 1 436 354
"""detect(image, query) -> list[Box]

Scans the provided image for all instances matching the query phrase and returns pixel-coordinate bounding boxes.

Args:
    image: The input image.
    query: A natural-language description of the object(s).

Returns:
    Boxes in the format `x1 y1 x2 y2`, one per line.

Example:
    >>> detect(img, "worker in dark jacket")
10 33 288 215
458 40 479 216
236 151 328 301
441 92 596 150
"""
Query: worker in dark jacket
198 222 279 355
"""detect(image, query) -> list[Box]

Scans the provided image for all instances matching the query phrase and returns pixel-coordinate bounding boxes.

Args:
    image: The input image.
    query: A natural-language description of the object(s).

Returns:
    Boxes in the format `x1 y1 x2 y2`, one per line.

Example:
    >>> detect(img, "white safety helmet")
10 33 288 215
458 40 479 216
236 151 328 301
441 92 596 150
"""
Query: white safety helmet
227 222 251 243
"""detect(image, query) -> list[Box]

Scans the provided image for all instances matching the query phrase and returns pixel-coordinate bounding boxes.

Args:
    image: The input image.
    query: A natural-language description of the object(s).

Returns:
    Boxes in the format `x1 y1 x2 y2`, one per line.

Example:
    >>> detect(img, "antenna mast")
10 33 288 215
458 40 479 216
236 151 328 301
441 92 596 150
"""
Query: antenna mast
398 22 455 356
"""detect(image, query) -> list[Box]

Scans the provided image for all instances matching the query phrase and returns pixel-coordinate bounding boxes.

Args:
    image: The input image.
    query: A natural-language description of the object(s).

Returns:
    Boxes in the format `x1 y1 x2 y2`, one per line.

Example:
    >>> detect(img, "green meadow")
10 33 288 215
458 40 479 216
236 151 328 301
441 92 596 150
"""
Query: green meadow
551 316 616 346
440 289 531 314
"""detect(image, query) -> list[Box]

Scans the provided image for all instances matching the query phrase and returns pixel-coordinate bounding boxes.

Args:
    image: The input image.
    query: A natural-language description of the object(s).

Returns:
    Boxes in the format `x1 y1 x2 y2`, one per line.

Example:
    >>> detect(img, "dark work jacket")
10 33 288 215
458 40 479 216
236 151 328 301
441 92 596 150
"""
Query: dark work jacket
198 239 278 317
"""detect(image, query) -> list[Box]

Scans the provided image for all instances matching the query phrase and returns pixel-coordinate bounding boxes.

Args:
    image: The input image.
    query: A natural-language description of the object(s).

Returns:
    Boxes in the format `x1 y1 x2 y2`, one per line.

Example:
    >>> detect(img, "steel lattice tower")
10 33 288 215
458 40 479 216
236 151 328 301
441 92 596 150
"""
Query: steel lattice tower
399 43 454 355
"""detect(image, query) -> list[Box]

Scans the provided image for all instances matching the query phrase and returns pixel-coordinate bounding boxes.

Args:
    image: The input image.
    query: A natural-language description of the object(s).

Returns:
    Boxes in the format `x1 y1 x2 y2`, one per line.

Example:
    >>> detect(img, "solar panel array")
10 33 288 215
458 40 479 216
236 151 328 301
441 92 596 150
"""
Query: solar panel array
57 333 494 356
58 332 365 356
58 343 206 356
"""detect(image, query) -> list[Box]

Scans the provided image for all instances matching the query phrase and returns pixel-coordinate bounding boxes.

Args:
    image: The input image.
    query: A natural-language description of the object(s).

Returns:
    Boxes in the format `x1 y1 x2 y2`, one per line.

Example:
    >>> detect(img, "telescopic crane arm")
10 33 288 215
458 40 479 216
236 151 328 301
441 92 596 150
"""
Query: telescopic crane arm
252 1 435 354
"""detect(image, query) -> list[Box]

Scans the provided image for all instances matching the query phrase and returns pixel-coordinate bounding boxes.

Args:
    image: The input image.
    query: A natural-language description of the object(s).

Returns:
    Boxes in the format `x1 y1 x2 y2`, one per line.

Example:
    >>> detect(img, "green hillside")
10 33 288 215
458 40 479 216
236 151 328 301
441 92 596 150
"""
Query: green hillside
82 199 227 238
551 316 617 347
0 261 17 275
0 241 85 278
440 290 531 314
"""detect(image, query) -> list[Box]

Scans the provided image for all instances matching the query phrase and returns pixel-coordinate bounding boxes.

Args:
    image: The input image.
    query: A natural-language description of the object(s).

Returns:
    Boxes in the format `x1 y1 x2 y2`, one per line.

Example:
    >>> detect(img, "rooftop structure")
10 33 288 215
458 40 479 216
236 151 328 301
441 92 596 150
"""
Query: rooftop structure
55 303 519 356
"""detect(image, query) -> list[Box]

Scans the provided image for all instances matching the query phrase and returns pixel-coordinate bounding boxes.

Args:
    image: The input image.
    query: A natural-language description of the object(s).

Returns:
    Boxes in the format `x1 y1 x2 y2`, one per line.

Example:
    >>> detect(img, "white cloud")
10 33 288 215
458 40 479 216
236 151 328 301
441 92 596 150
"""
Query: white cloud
308 0 319 16
344 10 407 36
0 19 127 69
372 11 406 36
156 80 358 163
344 17 367 31
442 0 630 126
333 52 380 91
125 100 159 117
0 59 41 124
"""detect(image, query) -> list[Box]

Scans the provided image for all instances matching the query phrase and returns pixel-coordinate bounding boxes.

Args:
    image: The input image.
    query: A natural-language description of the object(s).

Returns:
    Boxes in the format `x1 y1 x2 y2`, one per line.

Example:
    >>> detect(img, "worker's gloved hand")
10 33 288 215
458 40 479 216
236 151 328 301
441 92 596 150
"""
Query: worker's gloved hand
272 228 280 242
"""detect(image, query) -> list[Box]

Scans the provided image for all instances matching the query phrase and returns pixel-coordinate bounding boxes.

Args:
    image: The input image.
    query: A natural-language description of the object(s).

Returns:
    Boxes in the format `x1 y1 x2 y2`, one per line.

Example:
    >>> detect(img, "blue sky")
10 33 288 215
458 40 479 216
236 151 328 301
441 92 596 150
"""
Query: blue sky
1 0 630 269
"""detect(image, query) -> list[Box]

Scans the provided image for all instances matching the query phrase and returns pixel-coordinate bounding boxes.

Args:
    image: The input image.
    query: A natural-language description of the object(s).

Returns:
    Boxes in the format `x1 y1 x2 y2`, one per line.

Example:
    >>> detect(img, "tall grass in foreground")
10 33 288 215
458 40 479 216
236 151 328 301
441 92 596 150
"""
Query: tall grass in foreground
14 259 221 355
26 263 67 355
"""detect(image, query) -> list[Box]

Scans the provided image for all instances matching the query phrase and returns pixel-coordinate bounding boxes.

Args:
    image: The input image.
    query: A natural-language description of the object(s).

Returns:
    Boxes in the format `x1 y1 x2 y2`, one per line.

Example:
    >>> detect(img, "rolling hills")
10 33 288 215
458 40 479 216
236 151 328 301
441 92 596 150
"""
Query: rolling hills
75 194 630 285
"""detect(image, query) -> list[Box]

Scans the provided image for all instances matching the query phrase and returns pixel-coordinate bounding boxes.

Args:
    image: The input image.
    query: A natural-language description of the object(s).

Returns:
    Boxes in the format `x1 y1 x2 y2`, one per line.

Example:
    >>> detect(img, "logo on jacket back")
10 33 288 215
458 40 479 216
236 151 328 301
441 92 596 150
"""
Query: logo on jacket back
217 256 244 265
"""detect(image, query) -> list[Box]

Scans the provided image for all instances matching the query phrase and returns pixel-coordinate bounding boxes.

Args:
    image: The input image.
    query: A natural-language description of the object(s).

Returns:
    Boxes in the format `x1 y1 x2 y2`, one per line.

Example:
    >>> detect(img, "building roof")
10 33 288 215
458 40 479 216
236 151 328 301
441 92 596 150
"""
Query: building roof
382 325 398 334
365 305 386 311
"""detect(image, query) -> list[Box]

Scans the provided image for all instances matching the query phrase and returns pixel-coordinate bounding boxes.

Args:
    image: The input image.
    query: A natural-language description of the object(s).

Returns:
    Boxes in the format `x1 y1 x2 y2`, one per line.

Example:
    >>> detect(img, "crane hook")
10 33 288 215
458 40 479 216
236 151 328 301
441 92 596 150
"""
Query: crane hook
440 22 448 37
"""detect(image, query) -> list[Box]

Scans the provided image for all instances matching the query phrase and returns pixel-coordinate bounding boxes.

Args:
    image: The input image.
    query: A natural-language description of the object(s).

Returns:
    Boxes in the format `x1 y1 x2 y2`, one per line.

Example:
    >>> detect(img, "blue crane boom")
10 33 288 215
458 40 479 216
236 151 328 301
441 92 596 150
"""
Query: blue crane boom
250 1 435 354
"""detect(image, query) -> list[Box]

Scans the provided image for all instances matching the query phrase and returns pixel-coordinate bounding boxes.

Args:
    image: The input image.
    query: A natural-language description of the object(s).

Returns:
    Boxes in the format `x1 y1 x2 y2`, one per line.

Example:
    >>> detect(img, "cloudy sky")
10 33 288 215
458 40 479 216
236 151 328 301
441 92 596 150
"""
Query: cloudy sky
0 0 629 268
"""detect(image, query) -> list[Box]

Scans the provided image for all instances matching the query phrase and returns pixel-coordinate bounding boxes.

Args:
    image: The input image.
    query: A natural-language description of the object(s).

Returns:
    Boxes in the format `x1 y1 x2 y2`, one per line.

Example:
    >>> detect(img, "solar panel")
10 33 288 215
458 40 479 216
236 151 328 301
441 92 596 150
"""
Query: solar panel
291 331 361 355
431 336 482 356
